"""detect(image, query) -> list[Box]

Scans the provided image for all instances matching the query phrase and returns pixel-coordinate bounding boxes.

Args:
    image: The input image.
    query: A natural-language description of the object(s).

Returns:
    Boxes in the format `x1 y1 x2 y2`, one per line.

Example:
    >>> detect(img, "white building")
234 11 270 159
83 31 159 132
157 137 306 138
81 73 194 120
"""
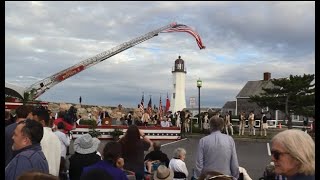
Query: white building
170 56 187 113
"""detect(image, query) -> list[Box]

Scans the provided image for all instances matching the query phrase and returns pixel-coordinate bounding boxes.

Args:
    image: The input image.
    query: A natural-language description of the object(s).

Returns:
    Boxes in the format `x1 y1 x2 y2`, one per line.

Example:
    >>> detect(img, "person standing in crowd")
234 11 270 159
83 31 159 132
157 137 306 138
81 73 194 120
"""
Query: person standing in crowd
203 112 209 133
194 116 239 179
141 110 150 126
5 105 33 167
169 147 189 179
271 129 314 179
32 106 61 176
248 111 255 136
185 114 191 133
82 141 128 180
303 117 309 132
54 122 70 179
260 113 268 137
225 112 233 136
180 110 186 138
5 119 49 180
5 110 14 127
176 111 181 128
239 112 246 136
119 125 153 180
69 133 101 180
144 141 170 173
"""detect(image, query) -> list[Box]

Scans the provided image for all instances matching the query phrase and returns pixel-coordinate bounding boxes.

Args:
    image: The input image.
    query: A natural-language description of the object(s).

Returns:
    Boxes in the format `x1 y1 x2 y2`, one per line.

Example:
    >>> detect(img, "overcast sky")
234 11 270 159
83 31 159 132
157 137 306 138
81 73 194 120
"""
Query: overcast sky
5 1 315 108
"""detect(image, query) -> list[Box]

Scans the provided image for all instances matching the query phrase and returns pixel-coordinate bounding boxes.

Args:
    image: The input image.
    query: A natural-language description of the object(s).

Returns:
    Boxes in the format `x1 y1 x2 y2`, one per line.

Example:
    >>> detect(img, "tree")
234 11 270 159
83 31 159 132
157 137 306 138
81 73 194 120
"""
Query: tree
249 74 315 129
22 88 37 105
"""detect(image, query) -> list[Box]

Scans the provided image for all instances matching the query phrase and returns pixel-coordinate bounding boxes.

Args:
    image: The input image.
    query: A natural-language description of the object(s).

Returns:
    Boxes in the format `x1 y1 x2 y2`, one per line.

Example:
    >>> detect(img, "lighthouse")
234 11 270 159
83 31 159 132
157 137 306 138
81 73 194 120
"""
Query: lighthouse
170 56 187 113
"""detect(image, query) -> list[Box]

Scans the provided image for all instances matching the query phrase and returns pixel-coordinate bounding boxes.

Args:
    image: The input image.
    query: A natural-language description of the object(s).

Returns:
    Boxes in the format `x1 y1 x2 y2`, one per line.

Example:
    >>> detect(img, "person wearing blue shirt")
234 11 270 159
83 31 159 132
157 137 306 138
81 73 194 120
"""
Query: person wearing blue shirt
194 116 239 179
82 141 128 180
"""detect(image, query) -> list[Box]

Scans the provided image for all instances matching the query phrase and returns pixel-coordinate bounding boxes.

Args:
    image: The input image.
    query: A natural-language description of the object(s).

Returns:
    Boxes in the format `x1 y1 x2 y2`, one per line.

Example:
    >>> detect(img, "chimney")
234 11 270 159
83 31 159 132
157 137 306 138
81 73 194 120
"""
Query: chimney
263 72 271 81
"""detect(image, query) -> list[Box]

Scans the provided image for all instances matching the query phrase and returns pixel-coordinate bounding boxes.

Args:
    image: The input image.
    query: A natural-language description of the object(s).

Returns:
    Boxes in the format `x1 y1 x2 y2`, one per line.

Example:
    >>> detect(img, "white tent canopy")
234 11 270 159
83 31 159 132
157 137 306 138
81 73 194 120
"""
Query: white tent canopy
5 82 25 99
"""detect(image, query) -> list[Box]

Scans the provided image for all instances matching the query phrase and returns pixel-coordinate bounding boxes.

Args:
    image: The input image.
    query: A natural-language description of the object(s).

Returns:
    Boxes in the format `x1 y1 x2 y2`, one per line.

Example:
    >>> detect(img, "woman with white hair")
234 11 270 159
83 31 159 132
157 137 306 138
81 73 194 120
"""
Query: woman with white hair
169 148 188 180
271 129 315 180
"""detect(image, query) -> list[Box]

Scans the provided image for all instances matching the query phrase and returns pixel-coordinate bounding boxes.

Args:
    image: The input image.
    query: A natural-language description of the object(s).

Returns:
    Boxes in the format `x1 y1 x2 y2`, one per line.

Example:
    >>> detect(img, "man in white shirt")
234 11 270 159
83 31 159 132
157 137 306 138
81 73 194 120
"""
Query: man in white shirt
54 122 71 174
32 106 61 176
160 119 170 127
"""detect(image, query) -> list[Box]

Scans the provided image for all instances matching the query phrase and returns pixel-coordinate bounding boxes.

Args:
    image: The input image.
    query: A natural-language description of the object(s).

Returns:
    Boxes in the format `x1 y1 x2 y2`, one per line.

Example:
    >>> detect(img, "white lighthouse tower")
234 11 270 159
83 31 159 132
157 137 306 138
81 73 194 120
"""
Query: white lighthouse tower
170 56 187 113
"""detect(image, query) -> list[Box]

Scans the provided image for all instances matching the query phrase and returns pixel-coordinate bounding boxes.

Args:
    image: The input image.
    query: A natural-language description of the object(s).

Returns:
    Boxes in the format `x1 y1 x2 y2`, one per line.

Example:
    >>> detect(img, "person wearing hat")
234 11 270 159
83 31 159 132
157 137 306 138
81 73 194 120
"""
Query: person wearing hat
69 133 101 180
82 141 128 180
154 165 174 180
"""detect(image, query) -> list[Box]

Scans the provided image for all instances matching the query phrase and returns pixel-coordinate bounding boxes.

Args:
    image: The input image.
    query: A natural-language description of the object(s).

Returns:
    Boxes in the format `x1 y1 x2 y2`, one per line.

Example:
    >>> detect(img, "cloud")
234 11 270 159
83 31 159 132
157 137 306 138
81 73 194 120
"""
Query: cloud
5 1 315 109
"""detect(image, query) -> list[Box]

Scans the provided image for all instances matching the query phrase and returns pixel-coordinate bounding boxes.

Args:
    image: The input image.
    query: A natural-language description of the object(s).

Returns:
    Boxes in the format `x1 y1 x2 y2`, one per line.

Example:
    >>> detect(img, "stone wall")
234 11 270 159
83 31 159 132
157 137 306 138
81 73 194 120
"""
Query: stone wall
47 102 142 120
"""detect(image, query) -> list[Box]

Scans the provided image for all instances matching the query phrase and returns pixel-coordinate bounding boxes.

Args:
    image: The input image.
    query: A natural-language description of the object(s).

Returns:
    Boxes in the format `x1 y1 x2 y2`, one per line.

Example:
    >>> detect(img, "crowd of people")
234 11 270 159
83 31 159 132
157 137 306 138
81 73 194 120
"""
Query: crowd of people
5 105 315 180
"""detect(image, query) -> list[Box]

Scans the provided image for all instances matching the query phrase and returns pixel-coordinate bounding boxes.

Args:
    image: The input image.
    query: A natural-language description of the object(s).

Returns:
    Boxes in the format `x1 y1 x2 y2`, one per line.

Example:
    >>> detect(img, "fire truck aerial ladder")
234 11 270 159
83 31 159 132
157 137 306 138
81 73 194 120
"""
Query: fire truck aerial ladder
24 22 205 101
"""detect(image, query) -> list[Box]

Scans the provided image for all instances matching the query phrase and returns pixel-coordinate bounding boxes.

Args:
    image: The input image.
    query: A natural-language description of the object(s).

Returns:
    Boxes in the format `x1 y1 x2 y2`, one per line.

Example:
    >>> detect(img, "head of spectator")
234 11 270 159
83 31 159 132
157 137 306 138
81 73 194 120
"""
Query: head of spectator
80 168 113 180
153 165 174 180
32 106 50 127
16 105 34 120
17 170 59 180
74 133 100 155
12 119 44 151
198 170 233 180
123 124 140 141
58 111 66 119
103 141 122 165
152 141 161 151
271 129 315 177
263 162 276 179
57 122 65 131
173 147 187 161
209 116 224 132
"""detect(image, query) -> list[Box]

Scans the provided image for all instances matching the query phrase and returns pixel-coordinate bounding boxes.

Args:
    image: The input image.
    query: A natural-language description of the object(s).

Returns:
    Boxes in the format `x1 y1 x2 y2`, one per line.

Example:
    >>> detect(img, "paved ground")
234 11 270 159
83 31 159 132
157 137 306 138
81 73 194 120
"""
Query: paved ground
67 134 274 180
159 136 271 180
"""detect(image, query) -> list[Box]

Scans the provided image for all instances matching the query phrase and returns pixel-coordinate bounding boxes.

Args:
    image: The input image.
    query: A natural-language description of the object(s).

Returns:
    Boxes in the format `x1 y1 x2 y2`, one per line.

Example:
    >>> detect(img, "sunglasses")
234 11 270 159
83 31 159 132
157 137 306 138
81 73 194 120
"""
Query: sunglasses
271 150 289 160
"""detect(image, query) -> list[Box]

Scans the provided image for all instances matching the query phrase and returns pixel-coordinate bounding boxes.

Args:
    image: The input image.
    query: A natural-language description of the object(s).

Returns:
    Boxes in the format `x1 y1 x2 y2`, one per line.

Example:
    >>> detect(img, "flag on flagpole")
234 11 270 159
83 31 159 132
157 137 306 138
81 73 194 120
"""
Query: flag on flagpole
165 93 170 113
161 24 206 50
148 96 152 114
159 95 163 118
140 93 144 113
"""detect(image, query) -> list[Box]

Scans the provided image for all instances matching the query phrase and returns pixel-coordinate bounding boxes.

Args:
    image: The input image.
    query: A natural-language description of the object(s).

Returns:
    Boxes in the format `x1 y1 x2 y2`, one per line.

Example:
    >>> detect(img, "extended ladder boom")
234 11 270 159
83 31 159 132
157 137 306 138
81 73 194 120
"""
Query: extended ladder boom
25 22 177 100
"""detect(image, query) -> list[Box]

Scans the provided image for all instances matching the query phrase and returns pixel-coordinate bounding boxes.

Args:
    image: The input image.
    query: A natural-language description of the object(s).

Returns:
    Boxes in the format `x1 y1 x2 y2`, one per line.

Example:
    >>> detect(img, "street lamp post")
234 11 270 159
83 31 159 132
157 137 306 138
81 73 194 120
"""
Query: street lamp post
197 79 202 131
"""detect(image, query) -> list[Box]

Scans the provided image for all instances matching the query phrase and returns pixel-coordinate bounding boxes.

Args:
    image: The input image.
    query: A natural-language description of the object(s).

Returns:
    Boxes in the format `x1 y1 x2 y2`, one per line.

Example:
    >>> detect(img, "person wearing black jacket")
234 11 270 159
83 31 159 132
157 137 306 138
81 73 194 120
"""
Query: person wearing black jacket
144 141 169 173
260 113 268 137
180 110 186 138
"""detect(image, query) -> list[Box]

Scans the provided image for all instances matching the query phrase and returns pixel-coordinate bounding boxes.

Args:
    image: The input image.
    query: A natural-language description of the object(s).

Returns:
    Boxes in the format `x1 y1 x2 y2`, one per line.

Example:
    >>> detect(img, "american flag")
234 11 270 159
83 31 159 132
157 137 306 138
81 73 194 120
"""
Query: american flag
161 24 206 50
159 96 163 118
147 96 152 115
140 94 144 113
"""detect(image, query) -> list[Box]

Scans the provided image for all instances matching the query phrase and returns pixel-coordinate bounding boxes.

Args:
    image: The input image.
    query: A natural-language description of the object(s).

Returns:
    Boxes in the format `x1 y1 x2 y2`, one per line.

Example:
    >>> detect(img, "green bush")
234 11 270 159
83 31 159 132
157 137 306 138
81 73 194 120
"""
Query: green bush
88 129 102 138
79 119 96 126
110 128 124 137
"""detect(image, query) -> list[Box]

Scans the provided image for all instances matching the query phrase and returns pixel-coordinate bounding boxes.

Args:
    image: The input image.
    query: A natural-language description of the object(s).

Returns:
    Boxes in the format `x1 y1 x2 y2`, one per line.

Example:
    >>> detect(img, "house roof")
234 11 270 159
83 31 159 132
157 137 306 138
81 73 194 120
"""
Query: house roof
222 101 236 109
236 80 275 98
